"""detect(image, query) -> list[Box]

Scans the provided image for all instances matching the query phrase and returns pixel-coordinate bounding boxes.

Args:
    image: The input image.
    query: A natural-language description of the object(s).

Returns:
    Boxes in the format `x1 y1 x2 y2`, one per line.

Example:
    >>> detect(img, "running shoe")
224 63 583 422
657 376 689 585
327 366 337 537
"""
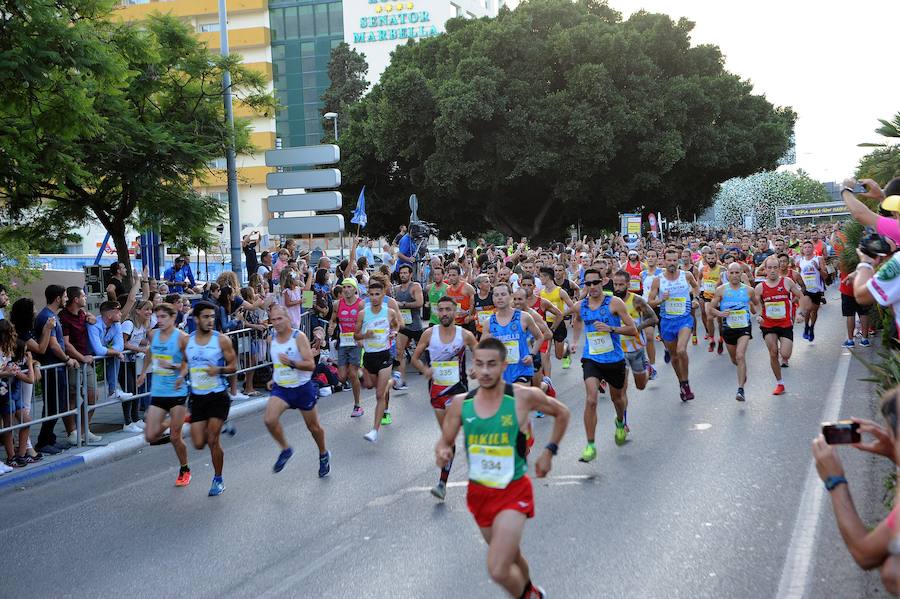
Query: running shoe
381 412 393 425
273 447 294 473
614 420 627 446
859 339 871 347
391 371 402 390
772 384 786 396
704 335 712 341
578 444 597 463
664 349 671 364
691 335 698 346
541 376 556 398
561 355 571 370
708 341 715 353
655 334 661 342
684 384 695 401
735 388 745 402
351 406 364 418
842 339 855 349
533 584 547 599
780 361 790 368
208 476 225 497
175 470 192 487
647 364 658 381
342 380 352 391
802 327 810 341
598 380 607 393
222 422 236 436
393 380 409 391
717 339 724 355
364 429 378 443
535 411 545 418
431 481 447 501
808 329 815 343
318 451 331 478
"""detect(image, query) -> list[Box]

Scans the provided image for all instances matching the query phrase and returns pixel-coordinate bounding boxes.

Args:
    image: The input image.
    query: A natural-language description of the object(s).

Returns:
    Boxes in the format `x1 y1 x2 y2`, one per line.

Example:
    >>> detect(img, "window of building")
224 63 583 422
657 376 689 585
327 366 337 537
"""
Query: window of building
208 191 228 203
198 22 220 32
284 6 299 38
207 158 227 169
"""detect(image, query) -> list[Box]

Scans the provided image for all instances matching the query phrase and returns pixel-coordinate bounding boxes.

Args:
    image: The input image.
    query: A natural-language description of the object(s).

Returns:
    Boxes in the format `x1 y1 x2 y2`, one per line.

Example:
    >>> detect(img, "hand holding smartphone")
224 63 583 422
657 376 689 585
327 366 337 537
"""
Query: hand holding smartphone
822 420 861 444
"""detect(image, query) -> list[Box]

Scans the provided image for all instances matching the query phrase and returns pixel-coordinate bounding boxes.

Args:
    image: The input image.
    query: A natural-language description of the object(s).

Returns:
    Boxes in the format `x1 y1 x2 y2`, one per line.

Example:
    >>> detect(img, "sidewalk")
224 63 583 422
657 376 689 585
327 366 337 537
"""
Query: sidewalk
0 395 270 493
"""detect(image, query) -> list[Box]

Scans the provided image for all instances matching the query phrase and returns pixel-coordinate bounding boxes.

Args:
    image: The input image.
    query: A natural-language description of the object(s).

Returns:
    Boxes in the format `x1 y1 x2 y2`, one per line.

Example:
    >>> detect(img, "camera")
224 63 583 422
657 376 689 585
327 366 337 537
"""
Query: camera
822 420 860 445
858 233 892 259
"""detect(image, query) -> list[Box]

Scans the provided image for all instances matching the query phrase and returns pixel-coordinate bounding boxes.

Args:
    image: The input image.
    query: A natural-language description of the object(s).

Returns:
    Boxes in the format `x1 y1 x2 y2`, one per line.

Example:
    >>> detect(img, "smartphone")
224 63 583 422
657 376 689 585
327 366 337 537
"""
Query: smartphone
822 420 860 445
852 183 867 194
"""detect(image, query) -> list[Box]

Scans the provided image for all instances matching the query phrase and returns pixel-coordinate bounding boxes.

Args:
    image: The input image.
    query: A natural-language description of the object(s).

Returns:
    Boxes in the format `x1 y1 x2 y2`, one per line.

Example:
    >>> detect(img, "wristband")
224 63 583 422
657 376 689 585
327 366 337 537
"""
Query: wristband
544 442 559 456
824 475 848 491
840 187 855 195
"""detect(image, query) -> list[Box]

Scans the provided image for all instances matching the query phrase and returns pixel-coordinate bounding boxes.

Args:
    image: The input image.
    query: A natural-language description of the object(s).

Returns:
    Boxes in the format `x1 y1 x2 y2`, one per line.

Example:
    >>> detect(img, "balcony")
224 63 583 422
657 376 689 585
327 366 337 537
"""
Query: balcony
197 26 270 50
116 0 268 21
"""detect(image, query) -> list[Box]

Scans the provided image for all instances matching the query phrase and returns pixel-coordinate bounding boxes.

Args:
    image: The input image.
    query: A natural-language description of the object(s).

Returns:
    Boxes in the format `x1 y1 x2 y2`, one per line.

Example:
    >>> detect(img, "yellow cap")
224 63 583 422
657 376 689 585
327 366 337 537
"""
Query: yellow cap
340 277 359 290
882 195 900 212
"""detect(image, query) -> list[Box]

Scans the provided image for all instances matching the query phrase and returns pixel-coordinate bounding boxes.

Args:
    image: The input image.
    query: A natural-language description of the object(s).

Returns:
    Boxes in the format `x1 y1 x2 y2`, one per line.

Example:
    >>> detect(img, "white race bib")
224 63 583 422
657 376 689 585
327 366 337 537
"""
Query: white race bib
364 328 388 352
628 279 641 291
702 281 717 294
340 332 356 347
477 310 494 330
432 360 460 387
468 445 514 489
400 309 413 325
273 362 300 386
503 340 520 364
725 309 749 329
665 297 687 316
190 366 217 391
153 353 174 376
765 301 787 320
802 273 818 289
587 330 613 355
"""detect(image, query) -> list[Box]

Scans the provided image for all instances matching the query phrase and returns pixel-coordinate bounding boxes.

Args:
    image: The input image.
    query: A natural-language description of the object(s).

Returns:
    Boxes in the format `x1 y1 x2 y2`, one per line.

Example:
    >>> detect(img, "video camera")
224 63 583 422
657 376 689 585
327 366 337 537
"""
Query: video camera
409 220 439 260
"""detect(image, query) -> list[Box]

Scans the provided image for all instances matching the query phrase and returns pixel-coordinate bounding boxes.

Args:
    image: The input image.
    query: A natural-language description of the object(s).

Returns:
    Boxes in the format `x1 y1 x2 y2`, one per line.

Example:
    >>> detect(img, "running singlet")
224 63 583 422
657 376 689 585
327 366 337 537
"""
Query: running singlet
474 291 494 334
700 265 723 300
619 293 645 353
580 296 624 364
488 310 532 384
447 283 472 325
540 286 565 324
337 297 364 348
760 278 793 328
361 301 390 353
185 331 226 394
428 283 449 325
798 256 824 292
428 325 467 393
641 267 663 301
150 329 186 397
393 283 423 330
659 271 691 319
624 262 643 293
721 285 752 329
270 330 312 388
462 384 528 489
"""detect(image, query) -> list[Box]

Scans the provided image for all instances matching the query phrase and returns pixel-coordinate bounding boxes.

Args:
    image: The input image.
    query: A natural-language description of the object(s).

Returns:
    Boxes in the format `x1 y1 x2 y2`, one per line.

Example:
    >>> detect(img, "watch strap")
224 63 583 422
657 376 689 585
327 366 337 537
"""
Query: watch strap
544 442 559 456
824 475 848 491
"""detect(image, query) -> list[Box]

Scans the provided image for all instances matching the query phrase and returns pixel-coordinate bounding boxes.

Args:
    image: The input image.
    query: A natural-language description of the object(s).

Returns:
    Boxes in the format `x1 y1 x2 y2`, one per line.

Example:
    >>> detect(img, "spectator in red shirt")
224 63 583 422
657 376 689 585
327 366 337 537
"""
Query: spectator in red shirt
58 287 97 445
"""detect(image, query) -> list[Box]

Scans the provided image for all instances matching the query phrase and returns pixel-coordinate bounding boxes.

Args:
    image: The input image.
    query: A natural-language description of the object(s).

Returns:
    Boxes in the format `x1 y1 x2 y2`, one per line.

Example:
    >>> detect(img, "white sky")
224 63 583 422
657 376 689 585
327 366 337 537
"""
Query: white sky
603 0 900 183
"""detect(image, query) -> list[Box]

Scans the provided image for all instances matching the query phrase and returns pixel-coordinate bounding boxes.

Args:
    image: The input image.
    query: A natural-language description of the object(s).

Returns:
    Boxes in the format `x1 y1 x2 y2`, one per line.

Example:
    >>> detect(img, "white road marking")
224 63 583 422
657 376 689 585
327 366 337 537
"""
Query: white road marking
692 423 712 431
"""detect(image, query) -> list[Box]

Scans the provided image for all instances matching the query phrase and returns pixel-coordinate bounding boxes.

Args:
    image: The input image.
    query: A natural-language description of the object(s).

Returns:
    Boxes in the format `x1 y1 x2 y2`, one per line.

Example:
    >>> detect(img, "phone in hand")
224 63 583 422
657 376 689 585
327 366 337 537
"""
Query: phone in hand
852 183 867 194
822 420 860 445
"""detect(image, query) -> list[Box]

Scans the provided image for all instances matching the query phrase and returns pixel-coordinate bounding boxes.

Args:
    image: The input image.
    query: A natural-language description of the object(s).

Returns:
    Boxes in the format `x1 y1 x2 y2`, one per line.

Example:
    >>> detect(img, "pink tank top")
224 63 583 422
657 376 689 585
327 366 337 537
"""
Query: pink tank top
337 297 364 333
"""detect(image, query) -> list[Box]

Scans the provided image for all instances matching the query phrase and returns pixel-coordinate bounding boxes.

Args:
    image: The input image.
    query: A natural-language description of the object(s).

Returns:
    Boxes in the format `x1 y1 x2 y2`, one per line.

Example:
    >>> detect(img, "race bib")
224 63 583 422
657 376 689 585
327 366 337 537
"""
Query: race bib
702 281 717 294
190 366 217 391
802 273 818 288
587 330 613 355
503 340 520 364
153 353 174 376
364 328 388 352
430 302 439 315
273 362 300 386
339 332 356 347
726 309 749 329
468 445 514 489
665 297 687 316
628 279 641 292
477 310 494 330
400 309 413 325
765 301 787 320
432 360 460 387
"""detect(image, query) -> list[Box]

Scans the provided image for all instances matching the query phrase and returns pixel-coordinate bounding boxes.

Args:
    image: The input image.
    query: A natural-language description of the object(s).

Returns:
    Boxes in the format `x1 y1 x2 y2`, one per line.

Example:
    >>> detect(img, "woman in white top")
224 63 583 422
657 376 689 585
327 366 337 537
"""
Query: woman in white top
121 300 152 431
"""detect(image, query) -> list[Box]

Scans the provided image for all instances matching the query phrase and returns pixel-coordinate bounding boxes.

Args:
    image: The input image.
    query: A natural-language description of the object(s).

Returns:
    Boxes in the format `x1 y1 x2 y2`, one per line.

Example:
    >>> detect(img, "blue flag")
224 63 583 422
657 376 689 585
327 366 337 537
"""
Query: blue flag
351 186 367 228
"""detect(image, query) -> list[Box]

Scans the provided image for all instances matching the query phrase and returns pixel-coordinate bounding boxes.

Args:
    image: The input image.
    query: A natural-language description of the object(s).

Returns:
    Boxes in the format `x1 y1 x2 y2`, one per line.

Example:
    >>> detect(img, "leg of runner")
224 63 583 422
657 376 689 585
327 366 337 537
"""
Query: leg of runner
365 365 393 442
764 333 785 395
725 336 750 401
264 396 293 472
579 376 601 462
670 326 694 401
431 409 455 500
299 408 330 478
645 331 657 380
481 511 543 598
395 333 411 389
778 335 793 368
345 363 363 416
609 382 628 446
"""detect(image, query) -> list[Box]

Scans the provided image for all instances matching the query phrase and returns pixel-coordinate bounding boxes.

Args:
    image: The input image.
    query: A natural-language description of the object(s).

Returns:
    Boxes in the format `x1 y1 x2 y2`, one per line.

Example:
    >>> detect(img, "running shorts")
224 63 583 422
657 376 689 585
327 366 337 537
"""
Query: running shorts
189 391 230 422
150 396 187 411
722 326 752 345
362 350 393 375
399 327 424 343
804 291 823 305
581 358 627 390
532 351 542 374
337 345 362 367
841 293 870 318
760 326 793 341
552 322 568 343
467 475 535 528
623 349 647 373
272 380 318 411
660 314 694 342
429 380 467 410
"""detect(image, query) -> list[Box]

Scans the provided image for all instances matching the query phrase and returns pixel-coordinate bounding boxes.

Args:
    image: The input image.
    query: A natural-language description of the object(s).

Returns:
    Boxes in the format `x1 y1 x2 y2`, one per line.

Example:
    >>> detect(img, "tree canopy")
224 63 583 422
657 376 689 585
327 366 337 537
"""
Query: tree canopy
857 112 900 185
711 169 830 228
337 0 795 240
321 42 369 142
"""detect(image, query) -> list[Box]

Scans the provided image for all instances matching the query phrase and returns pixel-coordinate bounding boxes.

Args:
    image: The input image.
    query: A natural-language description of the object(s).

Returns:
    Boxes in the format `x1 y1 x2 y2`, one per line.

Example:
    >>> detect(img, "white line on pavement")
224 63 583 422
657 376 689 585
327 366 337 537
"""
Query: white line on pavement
775 352 851 599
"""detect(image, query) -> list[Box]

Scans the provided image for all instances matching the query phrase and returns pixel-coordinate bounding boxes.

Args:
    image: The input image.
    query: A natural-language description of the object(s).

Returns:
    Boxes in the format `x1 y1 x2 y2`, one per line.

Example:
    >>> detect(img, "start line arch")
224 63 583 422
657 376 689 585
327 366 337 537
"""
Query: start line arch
774 201 849 228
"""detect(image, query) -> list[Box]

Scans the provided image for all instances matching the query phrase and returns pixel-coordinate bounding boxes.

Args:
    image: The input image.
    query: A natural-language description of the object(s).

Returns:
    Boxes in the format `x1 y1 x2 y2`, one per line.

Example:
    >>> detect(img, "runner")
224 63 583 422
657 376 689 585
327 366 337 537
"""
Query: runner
435 337 569 599
567 268 638 461
648 248 700 401
446 264 476 333
611 270 658 395
263 305 330 477
519 275 562 379
473 274 495 340
680 248 700 346
392 264 424 390
756 256 802 395
538 267 575 372
698 248 725 354
411 296 477 500
796 240 827 343
355 280 402 443
623 250 644 295
426 264 449 326
708 263 760 402
137 303 191 487
640 249 663 378
482 283 548 386
176 301 238 497
327 278 365 417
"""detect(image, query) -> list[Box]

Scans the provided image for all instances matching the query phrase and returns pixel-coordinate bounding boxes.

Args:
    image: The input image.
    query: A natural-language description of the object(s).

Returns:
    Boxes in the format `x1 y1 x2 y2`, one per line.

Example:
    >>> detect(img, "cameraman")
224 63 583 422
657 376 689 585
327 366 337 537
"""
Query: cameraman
396 227 415 273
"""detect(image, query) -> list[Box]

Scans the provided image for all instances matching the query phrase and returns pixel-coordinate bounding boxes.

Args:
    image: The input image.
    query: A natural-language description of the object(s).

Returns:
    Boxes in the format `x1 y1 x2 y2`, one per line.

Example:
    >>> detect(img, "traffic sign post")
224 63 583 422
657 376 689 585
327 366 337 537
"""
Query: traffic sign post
265 144 344 237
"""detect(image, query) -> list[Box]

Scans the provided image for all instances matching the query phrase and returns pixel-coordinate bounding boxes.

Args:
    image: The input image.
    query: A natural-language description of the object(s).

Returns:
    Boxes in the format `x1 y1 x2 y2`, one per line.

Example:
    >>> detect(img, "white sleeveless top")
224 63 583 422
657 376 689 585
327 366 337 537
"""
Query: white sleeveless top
270 330 312 388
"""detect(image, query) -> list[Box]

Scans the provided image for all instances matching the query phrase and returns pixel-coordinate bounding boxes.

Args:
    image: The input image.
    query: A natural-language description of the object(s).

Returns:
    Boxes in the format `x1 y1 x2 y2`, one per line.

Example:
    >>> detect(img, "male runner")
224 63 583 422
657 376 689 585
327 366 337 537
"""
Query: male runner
393 264 424 390
355 280 402 443
473 274 495 340
623 250 644 295
264 305 330 477
648 248 700 401
482 283 548 385
427 264 449 326
698 248 725 354
756 256 802 395
567 268 638 459
137 303 190 486
436 337 569 599
796 239 827 343
708 263 760 402
328 278 365 417
538 267 575 371
640 249 663 377
446 264 476 333
176 301 238 496
611 271 658 393
411 296 477 500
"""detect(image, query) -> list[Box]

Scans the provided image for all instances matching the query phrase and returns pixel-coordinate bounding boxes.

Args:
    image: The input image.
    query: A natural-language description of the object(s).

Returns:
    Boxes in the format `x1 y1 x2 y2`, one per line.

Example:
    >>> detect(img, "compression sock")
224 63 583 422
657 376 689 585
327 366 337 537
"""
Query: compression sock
440 445 456 483
180 464 190 473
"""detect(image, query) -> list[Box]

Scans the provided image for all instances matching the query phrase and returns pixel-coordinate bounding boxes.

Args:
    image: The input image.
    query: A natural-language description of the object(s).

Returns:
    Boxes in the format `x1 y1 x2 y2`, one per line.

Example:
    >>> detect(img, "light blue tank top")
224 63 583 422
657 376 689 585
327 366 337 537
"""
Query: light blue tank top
721 285 752 329
581 296 624 364
185 331 226 395
149 329 186 397
489 310 532 383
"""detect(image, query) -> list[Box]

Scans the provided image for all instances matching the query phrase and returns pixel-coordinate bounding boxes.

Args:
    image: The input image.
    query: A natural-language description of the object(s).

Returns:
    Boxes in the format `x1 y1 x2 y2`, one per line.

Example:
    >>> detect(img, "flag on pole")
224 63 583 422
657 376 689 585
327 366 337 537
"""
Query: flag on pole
351 186 367 228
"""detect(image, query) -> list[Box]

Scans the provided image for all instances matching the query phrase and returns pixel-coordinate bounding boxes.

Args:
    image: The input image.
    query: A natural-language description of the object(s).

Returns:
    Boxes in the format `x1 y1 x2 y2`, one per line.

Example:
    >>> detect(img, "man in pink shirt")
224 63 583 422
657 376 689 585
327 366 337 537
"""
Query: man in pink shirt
840 177 900 244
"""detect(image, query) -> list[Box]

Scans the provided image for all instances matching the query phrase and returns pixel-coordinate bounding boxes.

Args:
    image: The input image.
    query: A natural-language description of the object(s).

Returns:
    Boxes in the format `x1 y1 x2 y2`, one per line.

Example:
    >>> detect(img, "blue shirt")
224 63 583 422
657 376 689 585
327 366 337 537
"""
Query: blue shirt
33 307 65 364
397 234 414 271
163 264 196 292
87 319 124 357
355 246 375 266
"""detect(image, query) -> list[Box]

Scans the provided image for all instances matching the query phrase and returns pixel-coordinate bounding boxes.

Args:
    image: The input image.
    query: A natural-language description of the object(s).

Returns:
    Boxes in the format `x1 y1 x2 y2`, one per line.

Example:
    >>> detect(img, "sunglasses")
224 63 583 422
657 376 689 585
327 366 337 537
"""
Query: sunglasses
584 280 602 286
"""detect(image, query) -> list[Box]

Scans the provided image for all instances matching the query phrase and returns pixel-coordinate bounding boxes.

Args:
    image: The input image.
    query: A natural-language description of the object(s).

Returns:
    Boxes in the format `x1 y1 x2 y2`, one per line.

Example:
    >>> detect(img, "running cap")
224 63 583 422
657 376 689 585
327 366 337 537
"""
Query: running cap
340 277 359 290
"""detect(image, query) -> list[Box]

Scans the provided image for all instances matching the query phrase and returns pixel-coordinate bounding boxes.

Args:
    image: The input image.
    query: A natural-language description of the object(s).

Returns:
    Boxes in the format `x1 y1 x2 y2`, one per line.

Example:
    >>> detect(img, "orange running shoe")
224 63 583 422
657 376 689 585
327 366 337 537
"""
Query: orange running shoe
772 384 785 396
175 470 192 487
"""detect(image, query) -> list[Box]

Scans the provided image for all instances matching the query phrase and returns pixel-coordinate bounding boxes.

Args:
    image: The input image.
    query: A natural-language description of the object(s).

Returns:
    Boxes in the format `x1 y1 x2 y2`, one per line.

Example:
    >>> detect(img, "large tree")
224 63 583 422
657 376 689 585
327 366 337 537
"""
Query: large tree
337 0 795 239
1 13 275 275
857 112 900 185
711 169 830 228
321 42 369 142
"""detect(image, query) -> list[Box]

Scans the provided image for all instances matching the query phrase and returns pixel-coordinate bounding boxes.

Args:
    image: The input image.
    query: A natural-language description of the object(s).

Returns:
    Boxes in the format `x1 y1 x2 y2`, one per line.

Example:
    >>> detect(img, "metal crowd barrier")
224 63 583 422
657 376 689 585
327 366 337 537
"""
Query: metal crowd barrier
0 362 83 451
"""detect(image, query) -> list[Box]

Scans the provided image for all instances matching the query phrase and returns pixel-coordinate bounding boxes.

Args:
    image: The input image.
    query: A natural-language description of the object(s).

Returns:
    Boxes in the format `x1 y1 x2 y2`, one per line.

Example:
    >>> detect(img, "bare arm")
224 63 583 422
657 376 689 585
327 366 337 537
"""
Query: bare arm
633 295 658 330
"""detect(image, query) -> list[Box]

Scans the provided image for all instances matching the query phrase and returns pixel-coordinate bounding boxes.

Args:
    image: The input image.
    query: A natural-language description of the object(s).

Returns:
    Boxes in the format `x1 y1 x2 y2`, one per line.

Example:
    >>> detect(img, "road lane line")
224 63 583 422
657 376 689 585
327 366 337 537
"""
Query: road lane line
775 353 851 599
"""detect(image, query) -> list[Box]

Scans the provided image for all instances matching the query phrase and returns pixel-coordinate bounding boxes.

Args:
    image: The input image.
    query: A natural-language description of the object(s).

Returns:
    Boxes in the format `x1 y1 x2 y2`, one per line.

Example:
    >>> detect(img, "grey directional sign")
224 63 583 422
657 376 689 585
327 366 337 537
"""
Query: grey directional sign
267 191 342 213
268 214 345 235
266 169 341 191
264 144 339 168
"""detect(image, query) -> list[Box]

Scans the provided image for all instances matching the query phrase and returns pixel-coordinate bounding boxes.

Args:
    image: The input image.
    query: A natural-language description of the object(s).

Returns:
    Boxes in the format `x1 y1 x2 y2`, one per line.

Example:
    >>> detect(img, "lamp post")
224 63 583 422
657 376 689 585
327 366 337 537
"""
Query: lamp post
218 0 242 282
324 112 338 141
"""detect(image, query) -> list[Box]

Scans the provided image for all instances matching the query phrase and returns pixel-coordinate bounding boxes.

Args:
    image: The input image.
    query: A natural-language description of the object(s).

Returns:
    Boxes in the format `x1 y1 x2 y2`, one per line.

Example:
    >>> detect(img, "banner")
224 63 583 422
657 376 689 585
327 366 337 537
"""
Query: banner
775 202 849 219
621 213 641 235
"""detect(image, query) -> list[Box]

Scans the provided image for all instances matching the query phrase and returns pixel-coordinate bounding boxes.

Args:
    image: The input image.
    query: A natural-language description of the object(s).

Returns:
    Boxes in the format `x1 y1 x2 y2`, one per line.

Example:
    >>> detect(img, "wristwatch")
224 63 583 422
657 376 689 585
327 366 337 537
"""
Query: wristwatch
544 442 559 456
824 475 848 491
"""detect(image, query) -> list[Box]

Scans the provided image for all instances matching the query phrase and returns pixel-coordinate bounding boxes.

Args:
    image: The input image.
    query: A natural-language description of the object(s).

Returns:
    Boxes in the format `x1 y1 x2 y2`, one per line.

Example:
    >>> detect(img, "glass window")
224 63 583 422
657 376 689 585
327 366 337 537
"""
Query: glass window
198 22 219 32
285 42 300 58
269 9 283 40
208 191 228 203
272 45 285 60
284 6 299 39
301 41 315 55
303 87 319 103
329 3 342 35
314 4 329 36
305 133 321 145
331 38 342 49
276 122 290 137
303 72 316 89
301 56 316 72
304 105 320 120
207 158 227 169
299 5 314 37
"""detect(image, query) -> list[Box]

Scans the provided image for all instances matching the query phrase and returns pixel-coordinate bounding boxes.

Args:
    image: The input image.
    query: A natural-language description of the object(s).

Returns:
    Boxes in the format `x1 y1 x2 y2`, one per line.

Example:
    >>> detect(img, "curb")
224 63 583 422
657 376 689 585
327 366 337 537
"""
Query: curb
0 396 270 493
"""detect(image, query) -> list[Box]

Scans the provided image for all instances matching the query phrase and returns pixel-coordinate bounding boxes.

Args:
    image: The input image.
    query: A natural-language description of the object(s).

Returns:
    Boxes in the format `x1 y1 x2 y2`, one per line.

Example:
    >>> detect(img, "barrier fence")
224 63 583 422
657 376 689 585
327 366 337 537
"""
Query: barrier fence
0 312 314 454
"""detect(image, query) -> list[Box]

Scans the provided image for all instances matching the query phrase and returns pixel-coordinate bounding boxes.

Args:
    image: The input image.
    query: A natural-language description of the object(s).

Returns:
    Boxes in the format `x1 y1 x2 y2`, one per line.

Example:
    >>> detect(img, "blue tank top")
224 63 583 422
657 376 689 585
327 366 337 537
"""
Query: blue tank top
721 285 752 329
185 331 226 394
581 296 624 364
488 310 532 383
149 329 187 397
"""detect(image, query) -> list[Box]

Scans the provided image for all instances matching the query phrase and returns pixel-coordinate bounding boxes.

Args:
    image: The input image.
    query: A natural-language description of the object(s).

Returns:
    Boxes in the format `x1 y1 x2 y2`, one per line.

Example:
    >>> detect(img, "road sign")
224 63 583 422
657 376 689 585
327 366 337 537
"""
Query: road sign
266 169 341 191
265 145 339 168
268 215 345 236
267 191 342 213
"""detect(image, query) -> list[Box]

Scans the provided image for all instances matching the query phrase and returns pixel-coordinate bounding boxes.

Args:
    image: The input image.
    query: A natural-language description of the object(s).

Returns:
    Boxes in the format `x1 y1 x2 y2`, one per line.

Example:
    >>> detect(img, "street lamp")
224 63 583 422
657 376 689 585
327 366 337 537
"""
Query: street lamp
324 112 338 141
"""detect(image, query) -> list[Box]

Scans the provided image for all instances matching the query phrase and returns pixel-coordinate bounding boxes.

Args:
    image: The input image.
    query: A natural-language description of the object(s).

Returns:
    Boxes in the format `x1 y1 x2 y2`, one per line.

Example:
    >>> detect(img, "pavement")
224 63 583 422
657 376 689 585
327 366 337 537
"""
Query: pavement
3 292 894 598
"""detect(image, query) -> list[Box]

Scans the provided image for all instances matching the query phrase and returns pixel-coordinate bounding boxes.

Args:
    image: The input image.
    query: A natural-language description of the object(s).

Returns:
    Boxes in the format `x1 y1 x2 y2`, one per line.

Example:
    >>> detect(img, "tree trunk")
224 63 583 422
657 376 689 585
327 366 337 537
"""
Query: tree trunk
109 225 133 291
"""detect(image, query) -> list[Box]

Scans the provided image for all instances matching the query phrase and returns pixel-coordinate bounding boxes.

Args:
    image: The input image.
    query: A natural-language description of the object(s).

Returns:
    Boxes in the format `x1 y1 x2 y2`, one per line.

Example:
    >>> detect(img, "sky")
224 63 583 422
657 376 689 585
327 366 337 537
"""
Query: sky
593 0 900 183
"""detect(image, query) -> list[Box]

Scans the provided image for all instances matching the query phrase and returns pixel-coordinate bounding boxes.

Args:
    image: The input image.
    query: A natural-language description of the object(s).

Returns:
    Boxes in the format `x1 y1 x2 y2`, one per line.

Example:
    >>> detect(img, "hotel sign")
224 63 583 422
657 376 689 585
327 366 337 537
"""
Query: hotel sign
353 0 439 44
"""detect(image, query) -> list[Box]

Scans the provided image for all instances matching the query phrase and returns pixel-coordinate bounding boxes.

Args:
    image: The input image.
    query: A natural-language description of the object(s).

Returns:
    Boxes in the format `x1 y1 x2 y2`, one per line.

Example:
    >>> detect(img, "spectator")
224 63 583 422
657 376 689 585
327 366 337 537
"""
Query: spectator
312 268 333 330
840 177 900 244
121 300 152 432
238 286 267 397
87 301 133 440
163 255 196 294
58 286 98 444
33 285 77 454
106 261 127 302
392 224 407 246
381 243 395 272
1 319 36 469
242 231 261 277
272 248 291 284
853 192 900 328
356 238 376 266
0 284 7 320
257 251 273 283
9 298 44 462
279 268 304 330
396 229 415 272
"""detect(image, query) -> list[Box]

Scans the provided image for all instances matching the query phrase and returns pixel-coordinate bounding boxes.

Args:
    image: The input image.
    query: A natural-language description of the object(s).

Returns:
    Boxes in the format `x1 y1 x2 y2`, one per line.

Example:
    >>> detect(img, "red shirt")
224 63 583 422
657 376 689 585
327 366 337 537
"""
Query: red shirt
759 277 793 329
58 307 90 355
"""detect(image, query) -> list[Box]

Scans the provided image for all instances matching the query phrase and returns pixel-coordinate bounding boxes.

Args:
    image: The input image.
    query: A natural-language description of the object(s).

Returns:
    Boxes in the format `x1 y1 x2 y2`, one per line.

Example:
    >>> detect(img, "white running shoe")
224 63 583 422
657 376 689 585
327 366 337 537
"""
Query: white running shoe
363 429 378 443
230 391 250 401
87 431 103 443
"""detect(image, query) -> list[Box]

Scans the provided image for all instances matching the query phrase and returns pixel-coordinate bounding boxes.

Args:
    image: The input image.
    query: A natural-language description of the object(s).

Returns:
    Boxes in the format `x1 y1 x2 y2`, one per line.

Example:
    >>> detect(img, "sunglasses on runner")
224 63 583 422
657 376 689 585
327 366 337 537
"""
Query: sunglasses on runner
584 280 601 286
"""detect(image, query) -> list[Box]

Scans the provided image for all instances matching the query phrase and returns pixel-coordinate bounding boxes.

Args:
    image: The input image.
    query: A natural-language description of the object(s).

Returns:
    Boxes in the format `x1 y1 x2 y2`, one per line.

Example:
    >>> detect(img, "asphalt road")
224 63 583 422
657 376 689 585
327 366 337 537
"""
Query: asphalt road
4 297 893 598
